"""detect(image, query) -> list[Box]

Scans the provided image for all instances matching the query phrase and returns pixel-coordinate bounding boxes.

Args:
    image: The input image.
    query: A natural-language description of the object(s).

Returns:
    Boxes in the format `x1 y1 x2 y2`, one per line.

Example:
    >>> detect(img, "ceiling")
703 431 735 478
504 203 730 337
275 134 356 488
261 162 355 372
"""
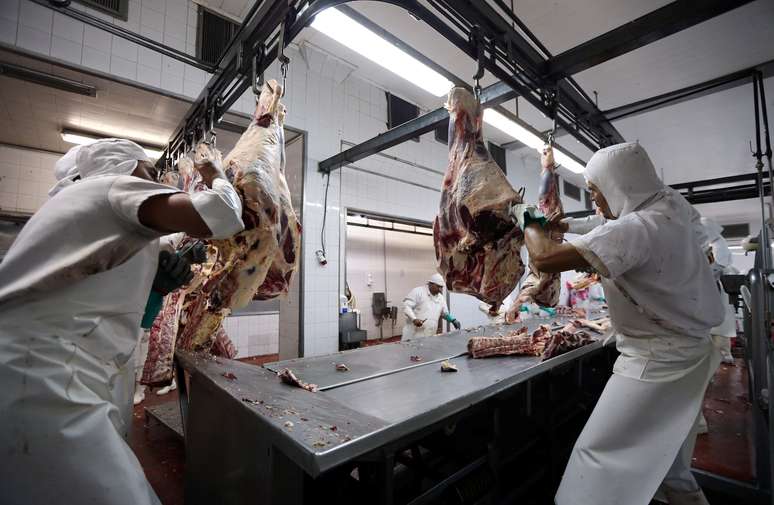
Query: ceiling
0 48 299 156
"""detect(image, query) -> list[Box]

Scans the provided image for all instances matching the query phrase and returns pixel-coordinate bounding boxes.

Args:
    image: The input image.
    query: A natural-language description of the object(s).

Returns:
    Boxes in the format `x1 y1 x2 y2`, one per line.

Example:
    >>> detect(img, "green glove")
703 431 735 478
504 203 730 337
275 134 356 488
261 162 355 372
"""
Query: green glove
510 203 547 230
141 290 164 329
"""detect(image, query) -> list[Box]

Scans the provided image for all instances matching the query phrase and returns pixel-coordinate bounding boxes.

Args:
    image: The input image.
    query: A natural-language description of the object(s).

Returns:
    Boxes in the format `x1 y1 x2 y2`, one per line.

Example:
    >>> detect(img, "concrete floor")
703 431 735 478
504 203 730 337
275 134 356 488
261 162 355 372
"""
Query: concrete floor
129 354 759 504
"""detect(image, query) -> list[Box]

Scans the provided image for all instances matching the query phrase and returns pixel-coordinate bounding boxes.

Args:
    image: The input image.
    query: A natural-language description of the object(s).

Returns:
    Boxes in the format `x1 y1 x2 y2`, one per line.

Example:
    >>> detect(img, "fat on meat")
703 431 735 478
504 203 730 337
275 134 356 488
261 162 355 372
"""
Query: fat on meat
434 87 525 307
467 324 594 360
514 148 563 309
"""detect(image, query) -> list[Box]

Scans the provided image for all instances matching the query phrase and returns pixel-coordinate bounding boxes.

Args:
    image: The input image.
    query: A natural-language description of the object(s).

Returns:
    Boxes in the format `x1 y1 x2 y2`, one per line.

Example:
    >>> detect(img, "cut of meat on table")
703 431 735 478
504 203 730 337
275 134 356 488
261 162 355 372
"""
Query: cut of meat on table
572 318 611 333
513 147 563 312
554 305 587 318
278 368 319 392
467 324 594 360
434 87 525 309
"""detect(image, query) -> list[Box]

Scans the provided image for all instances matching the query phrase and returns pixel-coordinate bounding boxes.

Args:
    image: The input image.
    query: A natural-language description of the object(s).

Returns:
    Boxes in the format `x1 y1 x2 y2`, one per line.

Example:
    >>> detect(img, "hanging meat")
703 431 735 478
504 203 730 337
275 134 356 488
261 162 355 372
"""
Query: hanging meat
174 79 301 351
142 80 300 384
514 146 563 309
434 87 525 308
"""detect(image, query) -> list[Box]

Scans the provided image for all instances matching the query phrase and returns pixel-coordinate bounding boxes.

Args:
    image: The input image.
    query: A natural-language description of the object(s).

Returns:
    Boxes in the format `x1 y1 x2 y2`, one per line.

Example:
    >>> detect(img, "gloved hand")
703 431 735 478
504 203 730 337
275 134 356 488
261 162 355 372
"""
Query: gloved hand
152 250 194 295
451 319 462 330
185 242 208 264
510 203 547 230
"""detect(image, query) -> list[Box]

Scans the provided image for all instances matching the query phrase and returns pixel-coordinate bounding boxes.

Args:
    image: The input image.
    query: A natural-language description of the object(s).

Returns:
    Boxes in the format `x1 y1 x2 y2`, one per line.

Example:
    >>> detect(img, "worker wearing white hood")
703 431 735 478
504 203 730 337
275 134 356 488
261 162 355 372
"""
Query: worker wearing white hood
514 142 724 505
701 216 738 365
0 139 244 505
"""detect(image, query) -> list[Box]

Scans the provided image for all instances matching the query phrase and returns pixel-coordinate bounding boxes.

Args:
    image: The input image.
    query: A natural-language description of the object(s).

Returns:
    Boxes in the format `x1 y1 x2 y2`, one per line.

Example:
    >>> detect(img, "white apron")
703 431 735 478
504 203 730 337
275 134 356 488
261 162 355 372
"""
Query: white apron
402 286 448 340
0 175 184 505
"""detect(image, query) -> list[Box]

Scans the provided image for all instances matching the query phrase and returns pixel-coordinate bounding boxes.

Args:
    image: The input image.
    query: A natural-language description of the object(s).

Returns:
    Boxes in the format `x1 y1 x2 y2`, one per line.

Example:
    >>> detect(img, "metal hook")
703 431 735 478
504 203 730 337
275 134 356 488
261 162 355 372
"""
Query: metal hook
252 45 265 97
471 26 485 99
276 22 290 98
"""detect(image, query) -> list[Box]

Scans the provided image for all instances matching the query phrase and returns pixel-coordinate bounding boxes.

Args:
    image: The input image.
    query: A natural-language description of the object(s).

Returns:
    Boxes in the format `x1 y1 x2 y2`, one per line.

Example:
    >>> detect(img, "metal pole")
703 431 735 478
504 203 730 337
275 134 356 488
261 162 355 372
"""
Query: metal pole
754 75 769 270
758 71 774 218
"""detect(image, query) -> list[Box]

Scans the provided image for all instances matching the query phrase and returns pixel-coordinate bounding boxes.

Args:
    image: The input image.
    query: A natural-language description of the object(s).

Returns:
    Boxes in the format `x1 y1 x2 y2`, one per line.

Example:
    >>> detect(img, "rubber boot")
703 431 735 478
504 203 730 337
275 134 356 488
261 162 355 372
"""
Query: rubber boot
133 384 146 405
156 378 177 396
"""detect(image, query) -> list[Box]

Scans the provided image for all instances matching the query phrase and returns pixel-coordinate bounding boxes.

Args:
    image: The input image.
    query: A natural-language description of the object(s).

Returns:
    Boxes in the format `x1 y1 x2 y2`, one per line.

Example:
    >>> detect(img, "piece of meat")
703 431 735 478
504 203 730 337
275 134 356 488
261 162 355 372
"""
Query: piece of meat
541 330 594 359
468 324 594 360
514 153 563 308
278 368 318 392
172 80 301 351
555 305 587 318
467 325 548 358
573 318 611 333
210 325 237 359
434 87 525 308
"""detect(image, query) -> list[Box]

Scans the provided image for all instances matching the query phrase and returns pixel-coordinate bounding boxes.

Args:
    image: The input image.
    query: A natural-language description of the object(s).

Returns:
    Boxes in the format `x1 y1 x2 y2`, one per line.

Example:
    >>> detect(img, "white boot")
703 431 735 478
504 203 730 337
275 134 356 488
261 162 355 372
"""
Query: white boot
156 378 177 396
721 350 734 365
133 384 146 405
665 488 710 505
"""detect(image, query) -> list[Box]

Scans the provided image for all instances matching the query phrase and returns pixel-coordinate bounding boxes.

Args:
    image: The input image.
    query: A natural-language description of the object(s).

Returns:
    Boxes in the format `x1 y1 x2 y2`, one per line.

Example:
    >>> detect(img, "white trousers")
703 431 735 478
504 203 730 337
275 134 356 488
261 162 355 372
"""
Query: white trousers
555 347 720 505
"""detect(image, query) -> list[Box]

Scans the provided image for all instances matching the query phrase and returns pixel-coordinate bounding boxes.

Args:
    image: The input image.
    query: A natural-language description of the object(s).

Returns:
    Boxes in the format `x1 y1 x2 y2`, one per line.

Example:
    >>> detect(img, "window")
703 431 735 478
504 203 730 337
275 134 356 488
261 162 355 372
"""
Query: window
720 223 750 239
387 93 419 142
197 7 239 66
73 0 128 20
488 142 506 174
563 180 581 201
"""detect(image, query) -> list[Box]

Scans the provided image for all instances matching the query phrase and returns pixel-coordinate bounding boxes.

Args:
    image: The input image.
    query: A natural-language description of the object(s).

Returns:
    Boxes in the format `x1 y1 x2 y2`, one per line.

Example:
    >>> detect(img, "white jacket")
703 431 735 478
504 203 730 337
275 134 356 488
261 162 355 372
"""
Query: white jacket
402 285 449 340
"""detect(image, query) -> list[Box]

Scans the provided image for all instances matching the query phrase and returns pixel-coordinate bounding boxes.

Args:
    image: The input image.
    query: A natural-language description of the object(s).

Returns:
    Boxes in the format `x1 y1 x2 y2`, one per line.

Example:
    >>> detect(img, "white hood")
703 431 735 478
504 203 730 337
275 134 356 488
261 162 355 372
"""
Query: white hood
584 142 665 218
50 139 150 196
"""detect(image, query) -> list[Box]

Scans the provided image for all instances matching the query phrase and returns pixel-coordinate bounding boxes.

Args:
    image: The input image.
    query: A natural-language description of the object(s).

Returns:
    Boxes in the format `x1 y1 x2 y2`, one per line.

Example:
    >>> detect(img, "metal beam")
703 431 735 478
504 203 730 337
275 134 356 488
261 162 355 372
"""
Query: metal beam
544 0 756 80
318 81 517 173
603 60 774 122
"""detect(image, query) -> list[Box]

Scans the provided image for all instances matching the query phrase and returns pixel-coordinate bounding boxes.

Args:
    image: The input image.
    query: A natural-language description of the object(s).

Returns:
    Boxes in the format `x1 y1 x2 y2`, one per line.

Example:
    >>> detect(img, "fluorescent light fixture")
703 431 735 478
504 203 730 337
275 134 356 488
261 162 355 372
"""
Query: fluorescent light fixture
61 130 164 159
310 8 453 97
0 62 97 97
483 109 543 150
482 109 586 174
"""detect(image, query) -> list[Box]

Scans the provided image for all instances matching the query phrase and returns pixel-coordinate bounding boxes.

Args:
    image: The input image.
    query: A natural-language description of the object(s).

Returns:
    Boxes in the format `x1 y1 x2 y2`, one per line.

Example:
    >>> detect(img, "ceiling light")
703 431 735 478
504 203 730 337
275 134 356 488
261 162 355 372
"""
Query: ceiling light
61 130 164 159
482 109 586 174
310 8 453 97
0 62 97 97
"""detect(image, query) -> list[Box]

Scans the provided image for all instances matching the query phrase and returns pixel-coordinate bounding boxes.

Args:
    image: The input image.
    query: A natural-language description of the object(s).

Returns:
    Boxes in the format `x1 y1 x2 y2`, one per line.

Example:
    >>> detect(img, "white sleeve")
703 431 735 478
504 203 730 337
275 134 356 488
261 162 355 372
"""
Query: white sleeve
570 215 651 279
189 178 245 239
108 176 182 237
564 214 606 235
403 289 419 320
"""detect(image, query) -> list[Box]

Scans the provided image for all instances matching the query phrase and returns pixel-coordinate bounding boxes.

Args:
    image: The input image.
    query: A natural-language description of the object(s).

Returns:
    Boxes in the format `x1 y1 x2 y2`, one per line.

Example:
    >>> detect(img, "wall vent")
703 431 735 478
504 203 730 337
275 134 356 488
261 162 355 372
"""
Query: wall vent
387 93 420 142
721 223 750 239
74 0 128 20
563 180 581 201
197 7 239 66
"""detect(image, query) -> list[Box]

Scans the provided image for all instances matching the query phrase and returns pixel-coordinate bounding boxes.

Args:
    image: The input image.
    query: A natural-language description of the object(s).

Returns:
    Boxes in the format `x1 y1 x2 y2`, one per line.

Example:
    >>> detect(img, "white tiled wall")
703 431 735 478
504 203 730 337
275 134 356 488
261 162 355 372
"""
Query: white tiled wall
222 313 279 358
6 0 208 99
0 145 59 213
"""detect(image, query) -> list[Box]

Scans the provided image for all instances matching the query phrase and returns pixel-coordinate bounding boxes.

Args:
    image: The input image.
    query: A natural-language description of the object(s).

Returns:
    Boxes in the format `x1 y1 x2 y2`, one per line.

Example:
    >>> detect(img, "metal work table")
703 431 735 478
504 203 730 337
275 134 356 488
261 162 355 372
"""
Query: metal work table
178 314 614 504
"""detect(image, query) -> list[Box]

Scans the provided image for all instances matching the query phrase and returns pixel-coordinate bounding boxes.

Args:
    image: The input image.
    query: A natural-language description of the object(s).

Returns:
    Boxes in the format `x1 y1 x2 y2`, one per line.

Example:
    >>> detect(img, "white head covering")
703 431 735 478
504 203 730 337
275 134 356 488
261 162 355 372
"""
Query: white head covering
584 142 665 218
49 138 150 196
429 273 445 287
701 217 732 268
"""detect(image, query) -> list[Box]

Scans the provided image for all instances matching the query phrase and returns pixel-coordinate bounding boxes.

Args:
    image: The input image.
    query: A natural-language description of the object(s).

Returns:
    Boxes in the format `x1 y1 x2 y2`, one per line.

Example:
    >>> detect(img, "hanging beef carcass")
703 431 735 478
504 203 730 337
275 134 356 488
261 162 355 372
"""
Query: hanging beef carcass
513 147 564 310
142 80 300 384
434 87 525 308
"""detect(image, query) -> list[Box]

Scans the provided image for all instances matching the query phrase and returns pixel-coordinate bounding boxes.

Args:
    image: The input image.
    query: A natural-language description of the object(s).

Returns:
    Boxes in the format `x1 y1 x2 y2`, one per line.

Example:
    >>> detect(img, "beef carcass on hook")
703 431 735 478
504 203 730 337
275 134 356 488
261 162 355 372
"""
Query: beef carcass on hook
434 87 525 309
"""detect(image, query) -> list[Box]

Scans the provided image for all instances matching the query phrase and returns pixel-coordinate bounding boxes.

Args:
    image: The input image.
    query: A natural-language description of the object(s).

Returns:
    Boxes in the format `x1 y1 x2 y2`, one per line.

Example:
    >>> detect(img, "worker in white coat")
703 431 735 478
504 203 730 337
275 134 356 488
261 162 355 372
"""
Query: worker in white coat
402 273 461 340
0 139 245 505
513 142 724 505
702 217 739 365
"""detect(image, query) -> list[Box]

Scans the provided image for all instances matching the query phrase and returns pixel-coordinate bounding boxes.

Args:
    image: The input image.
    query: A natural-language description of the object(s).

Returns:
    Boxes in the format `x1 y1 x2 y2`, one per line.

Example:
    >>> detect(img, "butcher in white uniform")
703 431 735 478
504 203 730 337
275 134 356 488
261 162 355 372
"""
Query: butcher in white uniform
402 273 461 339
0 139 245 505
513 142 723 505
702 217 739 365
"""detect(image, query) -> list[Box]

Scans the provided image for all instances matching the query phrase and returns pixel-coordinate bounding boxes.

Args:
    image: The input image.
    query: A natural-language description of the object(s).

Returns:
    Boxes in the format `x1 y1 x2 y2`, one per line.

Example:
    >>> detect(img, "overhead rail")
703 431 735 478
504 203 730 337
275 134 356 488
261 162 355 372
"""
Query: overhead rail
156 0 755 169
